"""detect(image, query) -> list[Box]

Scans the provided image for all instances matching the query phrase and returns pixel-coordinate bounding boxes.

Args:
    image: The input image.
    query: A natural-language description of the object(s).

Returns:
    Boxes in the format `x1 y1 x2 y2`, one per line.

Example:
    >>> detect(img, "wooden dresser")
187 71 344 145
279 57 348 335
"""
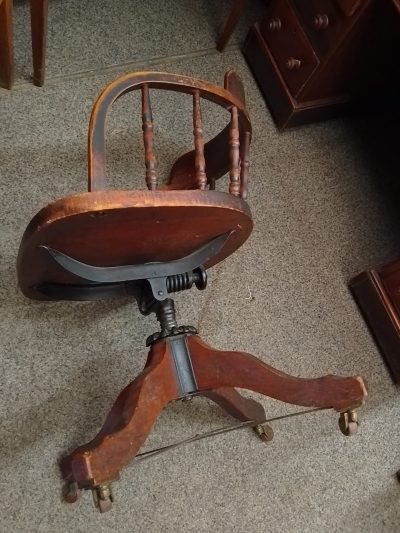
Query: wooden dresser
243 0 400 128
350 261 400 384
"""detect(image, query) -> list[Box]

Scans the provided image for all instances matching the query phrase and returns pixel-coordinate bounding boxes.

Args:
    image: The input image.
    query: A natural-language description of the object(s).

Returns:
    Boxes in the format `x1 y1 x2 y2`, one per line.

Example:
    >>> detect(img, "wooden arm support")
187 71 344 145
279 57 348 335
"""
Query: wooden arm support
60 334 367 490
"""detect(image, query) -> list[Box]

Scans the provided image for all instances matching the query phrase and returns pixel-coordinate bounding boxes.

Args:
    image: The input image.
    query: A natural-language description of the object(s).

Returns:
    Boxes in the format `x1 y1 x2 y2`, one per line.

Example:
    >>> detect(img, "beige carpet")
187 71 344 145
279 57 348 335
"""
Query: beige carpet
1 1 399 531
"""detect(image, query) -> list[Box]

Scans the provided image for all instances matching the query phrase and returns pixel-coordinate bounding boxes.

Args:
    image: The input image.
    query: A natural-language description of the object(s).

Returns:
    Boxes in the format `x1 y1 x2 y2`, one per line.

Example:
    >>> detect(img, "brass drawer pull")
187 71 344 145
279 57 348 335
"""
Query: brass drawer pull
286 57 302 70
313 14 329 30
268 17 282 30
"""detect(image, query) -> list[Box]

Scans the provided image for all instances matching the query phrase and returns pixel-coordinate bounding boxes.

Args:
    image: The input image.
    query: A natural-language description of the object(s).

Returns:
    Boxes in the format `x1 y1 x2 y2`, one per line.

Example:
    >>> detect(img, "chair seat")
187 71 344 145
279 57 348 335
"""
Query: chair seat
17 189 252 300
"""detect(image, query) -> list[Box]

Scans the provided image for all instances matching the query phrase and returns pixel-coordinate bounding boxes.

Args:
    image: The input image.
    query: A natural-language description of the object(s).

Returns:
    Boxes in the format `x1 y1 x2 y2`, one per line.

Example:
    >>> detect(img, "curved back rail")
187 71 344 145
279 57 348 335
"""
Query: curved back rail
87 71 252 199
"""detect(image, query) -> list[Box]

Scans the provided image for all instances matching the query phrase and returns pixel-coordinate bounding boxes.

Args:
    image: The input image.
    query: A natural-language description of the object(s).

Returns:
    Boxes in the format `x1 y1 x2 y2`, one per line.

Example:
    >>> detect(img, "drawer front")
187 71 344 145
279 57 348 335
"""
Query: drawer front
259 0 319 96
291 0 357 56
335 0 364 17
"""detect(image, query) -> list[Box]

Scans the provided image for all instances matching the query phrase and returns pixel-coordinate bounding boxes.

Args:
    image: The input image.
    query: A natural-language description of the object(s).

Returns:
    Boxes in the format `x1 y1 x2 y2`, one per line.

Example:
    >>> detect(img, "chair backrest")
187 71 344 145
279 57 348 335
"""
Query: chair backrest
17 71 254 301
86 71 252 199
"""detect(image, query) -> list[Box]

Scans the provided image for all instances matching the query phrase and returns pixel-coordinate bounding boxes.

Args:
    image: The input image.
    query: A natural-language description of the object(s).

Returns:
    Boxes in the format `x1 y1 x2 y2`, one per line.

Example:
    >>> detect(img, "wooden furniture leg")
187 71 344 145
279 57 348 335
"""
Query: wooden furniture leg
202 387 266 422
30 0 48 86
188 336 367 412
60 340 181 492
0 0 13 90
202 387 273 442
217 0 249 52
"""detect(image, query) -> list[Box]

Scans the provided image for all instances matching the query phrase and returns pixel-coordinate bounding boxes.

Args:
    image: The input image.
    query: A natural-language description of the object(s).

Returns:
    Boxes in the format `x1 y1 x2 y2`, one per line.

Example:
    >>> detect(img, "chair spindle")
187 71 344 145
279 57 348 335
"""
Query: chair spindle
228 106 240 196
141 84 157 191
239 131 250 199
193 90 207 190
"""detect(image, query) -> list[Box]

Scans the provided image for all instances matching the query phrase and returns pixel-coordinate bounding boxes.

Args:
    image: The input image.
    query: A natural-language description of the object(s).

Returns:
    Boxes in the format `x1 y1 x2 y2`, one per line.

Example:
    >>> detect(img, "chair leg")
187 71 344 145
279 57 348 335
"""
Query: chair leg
30 0 48 86
217 0 249 52
60 340 181 489
188 335 367 412
201 387 265 422
0 0 13 90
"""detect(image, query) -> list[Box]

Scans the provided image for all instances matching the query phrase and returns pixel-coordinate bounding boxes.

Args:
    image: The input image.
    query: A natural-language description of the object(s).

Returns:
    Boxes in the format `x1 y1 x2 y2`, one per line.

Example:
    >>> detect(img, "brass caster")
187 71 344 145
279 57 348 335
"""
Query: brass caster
62 481 81 504
92 484 114 513
338 410 359 437
253 424 274 443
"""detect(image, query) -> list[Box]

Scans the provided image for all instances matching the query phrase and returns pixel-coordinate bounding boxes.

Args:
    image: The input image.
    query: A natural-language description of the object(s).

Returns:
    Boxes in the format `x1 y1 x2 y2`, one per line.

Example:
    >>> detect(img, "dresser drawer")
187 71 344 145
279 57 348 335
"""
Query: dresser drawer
291 0 355 56
335 0 364 17
259 0 319 96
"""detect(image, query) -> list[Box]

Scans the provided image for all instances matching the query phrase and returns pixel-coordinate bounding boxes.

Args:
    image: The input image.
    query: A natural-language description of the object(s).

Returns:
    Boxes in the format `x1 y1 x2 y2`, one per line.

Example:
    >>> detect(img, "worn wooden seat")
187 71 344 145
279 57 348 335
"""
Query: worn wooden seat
18 70 367 514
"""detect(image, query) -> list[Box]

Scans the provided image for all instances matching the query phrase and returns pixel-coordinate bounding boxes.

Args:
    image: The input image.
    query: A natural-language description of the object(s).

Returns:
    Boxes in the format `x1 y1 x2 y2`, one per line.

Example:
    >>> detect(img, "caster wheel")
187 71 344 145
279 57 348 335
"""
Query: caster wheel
62 482 81 504
92 484 114 513
97 497 113 513
345 421 358 436
253 424 274 443
338 411 358 437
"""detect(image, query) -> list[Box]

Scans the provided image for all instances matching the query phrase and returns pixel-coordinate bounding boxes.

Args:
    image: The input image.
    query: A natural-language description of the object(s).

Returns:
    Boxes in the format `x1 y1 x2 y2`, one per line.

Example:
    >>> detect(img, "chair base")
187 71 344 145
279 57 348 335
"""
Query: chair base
60 332 367 512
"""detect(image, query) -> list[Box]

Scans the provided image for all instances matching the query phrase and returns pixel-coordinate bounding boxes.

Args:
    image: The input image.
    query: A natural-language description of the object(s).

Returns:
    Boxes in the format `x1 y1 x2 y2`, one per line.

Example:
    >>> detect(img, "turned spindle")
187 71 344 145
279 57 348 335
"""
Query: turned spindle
229 106 240 196
239 131 250 199
141 84 157 191
193 90 207 190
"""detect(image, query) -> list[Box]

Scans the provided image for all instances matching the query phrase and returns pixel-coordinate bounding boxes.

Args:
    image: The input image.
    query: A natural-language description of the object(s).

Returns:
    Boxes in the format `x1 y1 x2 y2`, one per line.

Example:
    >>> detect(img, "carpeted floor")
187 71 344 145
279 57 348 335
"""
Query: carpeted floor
1 1 399 531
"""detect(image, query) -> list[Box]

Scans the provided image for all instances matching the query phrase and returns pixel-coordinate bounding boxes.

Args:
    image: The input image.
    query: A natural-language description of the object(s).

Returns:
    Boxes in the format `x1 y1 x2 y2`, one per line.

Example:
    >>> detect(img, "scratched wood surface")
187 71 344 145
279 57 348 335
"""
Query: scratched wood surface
18 71 253 300
60 334 368 489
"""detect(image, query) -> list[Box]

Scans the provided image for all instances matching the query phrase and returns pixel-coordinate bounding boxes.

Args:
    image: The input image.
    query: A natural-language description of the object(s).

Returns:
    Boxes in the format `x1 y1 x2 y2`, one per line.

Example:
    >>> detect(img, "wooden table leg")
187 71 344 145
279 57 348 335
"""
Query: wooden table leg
30 0 48 86
0 0 13 90
217 0 249 52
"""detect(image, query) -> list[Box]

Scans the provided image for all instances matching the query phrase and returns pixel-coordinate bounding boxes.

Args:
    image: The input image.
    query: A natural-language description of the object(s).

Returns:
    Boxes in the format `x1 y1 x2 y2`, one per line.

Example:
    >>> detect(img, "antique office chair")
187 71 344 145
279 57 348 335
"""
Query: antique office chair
17 71 367 513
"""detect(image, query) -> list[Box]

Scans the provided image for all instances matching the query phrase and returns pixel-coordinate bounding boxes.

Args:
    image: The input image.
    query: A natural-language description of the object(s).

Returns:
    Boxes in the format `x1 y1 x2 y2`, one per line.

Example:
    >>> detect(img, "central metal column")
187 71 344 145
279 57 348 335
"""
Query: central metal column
167 334 198 396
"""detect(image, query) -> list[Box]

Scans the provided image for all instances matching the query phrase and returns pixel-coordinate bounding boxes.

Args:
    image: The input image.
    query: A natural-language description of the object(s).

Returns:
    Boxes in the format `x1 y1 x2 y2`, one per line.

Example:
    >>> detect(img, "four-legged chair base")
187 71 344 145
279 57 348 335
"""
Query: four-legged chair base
60 333 367 511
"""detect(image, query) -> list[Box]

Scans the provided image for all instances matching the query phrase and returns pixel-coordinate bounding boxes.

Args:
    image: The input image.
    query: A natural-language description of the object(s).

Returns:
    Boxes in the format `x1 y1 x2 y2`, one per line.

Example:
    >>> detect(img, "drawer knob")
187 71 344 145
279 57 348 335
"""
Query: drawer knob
286 57 302 70
268 17 282 31
313 14 329 29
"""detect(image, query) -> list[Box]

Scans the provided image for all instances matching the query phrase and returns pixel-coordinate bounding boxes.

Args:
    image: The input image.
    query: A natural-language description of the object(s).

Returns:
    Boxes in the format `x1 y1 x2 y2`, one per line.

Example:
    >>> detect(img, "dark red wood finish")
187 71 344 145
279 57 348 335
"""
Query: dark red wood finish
30 0 47 87
0 0 47 89
243 0 400 128
217 0 250 52
61 334 367 488
17 71 253 299
350 262 400 384
0 0 13 90
17 71 367 506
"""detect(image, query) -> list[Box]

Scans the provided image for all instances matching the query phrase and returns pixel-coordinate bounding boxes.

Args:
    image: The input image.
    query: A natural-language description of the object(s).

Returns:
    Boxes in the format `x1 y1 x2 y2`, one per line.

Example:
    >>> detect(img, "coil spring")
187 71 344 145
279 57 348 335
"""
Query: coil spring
166 268 207 293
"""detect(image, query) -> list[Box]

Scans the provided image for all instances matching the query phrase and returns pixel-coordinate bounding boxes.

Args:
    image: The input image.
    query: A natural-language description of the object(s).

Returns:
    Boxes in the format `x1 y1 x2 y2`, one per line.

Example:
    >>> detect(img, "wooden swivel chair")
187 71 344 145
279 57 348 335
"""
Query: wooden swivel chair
17 71 367 513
